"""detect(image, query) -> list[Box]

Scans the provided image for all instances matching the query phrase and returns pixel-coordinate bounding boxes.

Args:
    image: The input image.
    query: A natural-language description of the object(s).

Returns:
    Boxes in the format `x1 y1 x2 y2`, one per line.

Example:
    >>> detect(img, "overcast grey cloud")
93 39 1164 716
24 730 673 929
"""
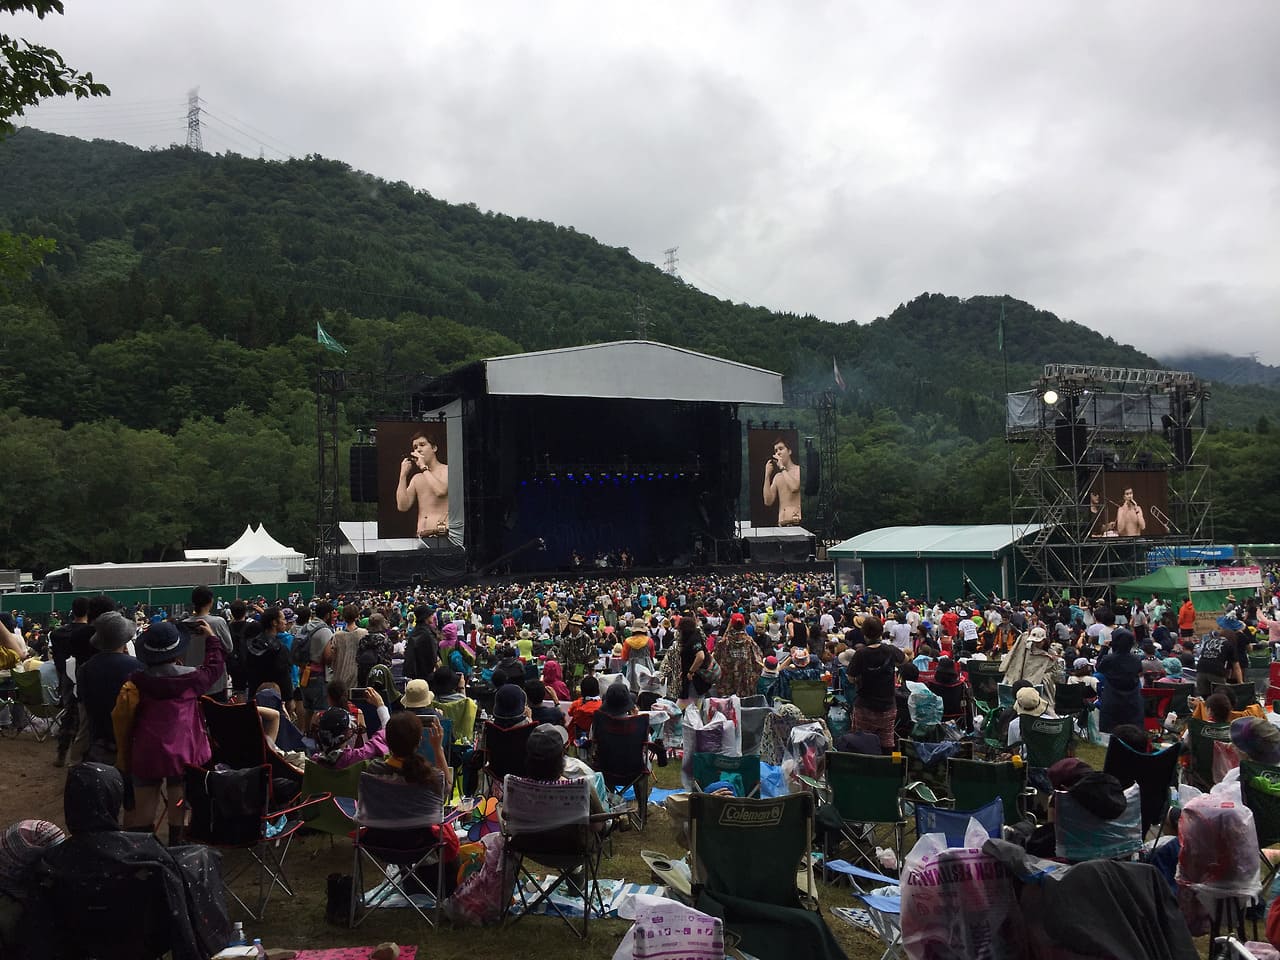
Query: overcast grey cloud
13 1 1280 359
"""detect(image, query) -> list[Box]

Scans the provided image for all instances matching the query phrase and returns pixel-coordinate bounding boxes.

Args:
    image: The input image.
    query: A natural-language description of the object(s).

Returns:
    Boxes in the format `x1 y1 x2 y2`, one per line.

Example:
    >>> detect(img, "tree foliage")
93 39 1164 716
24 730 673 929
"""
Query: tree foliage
0 129 1276 571
0 1 109 136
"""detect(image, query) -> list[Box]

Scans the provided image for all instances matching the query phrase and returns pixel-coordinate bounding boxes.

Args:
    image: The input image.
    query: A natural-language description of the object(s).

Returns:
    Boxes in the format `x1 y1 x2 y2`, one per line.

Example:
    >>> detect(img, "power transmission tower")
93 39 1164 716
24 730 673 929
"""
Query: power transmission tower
186 88 203 152
663 247 679 277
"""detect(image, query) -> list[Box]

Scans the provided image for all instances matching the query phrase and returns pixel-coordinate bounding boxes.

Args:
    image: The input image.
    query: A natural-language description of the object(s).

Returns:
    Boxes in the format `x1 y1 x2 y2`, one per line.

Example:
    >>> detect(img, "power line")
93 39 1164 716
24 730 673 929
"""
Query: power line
186 87 202 151
196 99 299 157
199 109 290 158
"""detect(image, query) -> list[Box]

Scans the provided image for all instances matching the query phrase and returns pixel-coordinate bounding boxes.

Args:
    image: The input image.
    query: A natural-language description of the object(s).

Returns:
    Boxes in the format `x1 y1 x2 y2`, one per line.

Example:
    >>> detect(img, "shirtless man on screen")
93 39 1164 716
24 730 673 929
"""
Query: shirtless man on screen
762 437 802 526
396 431 449 537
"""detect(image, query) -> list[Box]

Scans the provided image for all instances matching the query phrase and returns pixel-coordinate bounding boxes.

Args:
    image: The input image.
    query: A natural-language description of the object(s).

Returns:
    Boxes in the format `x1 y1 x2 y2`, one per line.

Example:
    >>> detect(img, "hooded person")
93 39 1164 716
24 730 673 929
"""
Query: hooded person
492 683 530 730
621 619 657 694
712 611 765 700
0 819 64 954
25 763 231 960
1001 624 1059 711
541 660 571 701
1096 628 1144 733
439 621 476 679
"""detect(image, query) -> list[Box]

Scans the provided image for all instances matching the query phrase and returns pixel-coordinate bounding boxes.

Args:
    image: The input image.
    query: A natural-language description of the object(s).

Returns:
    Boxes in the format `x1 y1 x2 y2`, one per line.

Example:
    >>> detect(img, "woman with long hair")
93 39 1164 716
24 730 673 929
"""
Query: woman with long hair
676 614 710 707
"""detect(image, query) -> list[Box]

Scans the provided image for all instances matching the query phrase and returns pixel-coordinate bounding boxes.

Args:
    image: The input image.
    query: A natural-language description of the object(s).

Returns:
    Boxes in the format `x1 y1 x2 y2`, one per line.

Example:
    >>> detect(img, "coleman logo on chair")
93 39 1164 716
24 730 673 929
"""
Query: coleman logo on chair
718 803 784 827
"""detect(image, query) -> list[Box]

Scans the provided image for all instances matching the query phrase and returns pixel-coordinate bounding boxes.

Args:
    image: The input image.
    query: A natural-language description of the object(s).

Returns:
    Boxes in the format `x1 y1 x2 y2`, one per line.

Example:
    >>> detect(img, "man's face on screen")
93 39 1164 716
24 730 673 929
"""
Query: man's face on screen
773 441 792 467
412 435 437 468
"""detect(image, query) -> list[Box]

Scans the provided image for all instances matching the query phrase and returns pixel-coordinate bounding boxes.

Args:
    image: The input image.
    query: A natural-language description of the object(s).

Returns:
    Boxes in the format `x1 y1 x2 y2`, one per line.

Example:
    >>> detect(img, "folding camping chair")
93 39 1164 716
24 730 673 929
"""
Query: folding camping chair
480 720 536 796
1238 759 1280 901
787 679 830 720
823 859 903 960
299 759 364 838
436 695 479 789
688 793 831 960
350 771 455 930
34 854 176 960
1164 681 1197 729
925 678 971 729
1102 739 1180 840
9 667 64 741
1052 682 1092 736
998 681 1045 710
692 752 761 798
1018 714 1074 771
966 660 1003 705
738 696 771 757
183 762 327 919
591 712 651 830
1213 682 1259 711
1141 687 1176 737
946 756 1032 827
1186 717 1233 790
913 797 1004 848
1054 785 1143 862
501 774 625 939
200 696 302 801
819 751 909 870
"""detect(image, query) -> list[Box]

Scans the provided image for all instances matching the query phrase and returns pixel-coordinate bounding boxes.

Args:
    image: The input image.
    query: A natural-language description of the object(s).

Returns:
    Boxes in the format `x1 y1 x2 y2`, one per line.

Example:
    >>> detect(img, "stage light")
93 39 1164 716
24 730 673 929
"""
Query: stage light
567 473 574 479
1042 389 1059 405
520 480 527 487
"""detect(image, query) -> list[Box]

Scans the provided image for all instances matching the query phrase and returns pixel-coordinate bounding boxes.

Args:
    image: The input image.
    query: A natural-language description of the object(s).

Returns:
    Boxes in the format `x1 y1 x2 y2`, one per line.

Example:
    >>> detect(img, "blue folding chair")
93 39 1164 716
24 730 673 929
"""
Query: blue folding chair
825 859 903 960
913 798 1004 848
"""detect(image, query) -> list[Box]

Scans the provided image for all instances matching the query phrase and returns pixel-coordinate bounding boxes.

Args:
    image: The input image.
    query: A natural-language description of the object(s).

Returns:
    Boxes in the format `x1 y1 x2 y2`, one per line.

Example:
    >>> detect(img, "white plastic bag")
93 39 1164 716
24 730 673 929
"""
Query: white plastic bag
900 821 1026 960
612 894 723 960
680 703 741 789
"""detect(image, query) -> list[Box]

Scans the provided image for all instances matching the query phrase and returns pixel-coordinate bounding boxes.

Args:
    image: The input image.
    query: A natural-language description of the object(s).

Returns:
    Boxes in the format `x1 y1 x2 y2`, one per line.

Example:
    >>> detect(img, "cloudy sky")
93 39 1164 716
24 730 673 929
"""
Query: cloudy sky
13 1 1280 360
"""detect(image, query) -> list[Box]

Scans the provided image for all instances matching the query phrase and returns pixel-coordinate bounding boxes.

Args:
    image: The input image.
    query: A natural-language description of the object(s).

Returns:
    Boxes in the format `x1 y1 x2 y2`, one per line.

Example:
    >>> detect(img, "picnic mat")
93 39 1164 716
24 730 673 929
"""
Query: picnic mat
511 877 666 918
294 949 418 960
831 906 876 933
621 785 687 805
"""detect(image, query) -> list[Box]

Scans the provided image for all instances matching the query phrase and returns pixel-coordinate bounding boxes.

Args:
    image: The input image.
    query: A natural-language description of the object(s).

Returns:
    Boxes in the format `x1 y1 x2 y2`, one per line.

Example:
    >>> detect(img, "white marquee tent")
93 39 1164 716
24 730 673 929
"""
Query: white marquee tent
185 524 305 581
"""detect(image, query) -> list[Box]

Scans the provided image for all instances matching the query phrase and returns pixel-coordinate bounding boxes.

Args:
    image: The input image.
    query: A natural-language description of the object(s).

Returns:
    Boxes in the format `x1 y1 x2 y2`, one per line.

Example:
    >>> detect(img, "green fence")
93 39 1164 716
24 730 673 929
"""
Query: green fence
0 581 315 617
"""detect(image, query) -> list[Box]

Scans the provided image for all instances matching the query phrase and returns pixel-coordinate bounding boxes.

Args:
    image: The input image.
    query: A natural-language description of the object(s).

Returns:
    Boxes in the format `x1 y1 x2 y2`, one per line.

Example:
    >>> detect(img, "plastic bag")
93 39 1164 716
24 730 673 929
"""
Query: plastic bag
780 722 828 792
612 894 723 960
443 831 514 927
906 681 943 726
759 762 787 798
1055 784 1143 861
1176 793 1258 899
900 823 1027 960
649 698 684 748
827 703 850 738
680 704 741 790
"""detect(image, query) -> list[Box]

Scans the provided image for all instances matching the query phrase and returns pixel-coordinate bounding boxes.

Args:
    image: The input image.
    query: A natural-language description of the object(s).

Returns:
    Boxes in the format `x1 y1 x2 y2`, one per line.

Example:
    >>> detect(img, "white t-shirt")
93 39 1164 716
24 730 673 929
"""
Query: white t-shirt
887 621 913 651
959 619 979 642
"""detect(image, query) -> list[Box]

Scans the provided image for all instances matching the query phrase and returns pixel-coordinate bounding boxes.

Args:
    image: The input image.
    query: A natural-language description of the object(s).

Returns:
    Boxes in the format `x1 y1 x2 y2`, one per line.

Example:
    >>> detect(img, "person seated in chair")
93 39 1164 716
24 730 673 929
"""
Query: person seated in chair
0 819 64 956
363 711 459 896
524 723 610 824
567 676 603 743
24 763 230 960
523 679 563 726
311 693 390 771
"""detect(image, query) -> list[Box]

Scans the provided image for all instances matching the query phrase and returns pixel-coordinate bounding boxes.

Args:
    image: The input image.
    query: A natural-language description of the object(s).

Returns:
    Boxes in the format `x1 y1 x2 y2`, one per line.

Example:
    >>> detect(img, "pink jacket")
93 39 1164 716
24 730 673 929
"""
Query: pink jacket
127 639 225 780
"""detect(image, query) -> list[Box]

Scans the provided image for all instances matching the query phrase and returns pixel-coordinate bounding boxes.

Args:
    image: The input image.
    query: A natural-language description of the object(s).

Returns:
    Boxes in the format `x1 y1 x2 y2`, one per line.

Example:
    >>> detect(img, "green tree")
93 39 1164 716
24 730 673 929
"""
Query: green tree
0 1 109 136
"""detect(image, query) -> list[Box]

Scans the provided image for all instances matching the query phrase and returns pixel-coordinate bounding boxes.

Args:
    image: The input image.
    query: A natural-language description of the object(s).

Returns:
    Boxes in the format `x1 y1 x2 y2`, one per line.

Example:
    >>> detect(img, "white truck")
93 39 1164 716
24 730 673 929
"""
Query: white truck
41 561 227 592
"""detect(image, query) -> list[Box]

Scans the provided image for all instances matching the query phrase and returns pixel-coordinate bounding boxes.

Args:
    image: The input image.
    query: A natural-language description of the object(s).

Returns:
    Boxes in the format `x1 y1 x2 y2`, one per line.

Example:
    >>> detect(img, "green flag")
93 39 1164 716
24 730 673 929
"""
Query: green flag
997 303 1005 353
316 321 347 355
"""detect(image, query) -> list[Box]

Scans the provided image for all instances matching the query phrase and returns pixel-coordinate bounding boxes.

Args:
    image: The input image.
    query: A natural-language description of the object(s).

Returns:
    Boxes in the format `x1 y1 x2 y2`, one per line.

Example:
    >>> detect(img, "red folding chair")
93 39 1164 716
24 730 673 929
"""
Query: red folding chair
1141 687 1175 736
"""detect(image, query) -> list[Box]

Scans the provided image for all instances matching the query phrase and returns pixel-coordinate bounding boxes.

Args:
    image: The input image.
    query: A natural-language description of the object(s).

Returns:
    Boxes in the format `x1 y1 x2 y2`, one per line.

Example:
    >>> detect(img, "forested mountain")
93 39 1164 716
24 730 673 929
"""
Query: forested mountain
1 128 1276 571
1161 351 1280 388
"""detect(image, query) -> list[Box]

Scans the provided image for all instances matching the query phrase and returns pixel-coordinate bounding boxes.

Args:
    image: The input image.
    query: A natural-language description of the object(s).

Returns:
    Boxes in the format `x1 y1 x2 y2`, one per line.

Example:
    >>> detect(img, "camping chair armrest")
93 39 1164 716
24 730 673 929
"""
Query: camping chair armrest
588 810 630 825
272 791 333 820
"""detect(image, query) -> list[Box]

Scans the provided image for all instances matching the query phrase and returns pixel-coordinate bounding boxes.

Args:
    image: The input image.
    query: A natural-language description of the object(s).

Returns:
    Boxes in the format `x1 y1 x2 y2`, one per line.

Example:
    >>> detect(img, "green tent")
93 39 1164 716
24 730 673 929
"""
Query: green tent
1117 565 1231 609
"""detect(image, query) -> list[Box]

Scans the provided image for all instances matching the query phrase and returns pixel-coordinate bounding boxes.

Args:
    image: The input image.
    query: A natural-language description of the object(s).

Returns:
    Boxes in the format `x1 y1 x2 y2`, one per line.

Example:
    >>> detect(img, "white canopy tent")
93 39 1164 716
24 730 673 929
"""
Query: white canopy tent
185 524 305 576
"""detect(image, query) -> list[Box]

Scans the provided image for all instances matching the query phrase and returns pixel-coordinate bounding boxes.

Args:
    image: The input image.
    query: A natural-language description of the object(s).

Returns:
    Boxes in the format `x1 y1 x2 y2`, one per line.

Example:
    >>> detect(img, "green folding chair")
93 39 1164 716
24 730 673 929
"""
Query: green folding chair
688 793 843 960
1213 682 1259 711
10 669 64 741
966 660 1003 705
299 759 365 838
1186 717 1233 791
947 756 1032 827
786 679 829 720
1018 714 1074 770
692 752 761 798
1238 759 1280 897
820 750 909 870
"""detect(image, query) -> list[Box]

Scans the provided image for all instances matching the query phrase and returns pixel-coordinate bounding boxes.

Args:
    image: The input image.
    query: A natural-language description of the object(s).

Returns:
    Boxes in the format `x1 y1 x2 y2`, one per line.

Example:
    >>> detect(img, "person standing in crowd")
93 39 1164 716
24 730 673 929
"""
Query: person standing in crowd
1178 595 1196 639
188 587 234 703
74 612 143 766
555 614 596 685
226 600 250 697
713 612 764 700
49 596 93 767
1096 628 1144 734
244 606 293 704
846 617 905 751
300 601 336 733
676 615 711 707
113 619 225 845
403 603 440 683
327 603 364 695
620 618 655 694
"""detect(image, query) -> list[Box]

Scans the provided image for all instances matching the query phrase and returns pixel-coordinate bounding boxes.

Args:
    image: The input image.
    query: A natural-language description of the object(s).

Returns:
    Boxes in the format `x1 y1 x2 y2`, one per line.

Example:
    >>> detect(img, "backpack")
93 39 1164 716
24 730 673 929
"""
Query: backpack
292 622 318 667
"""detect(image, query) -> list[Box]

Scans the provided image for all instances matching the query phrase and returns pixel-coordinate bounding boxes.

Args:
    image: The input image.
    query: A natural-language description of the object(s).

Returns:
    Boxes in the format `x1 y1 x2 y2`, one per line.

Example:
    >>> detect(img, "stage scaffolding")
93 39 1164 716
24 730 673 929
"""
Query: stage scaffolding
1007 364 1213 600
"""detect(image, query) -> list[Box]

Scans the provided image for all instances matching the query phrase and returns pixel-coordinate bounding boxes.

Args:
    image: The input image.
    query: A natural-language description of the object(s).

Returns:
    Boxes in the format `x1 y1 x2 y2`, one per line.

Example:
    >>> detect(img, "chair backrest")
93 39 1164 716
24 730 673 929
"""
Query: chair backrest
501 774 592 852
788 679 827 718
591 712 649 783
436 697 479 743
1141 686 1175 719
416 717 454 761
483 720 536 779
13 668 53 706
947 757 1026 826
692 752 762 798
925 679 966 717
1213 682 1259 710
37 851 173 960
1239 759 1280 848
1248 650 1272 670
914 798 1004 848
1021 715 1073 768
1101 739 1180 835
300 759 365 835
1187 717 1233 788
184 763 270 846
998 682 1045 710
200 696 269 769
689 792 813 907
1164 681 1196 717
1054 785 1143 861
356 771 443 830
1053 684 1089 713
739 704 770 756
1270 662 1280 688
827 750 905 824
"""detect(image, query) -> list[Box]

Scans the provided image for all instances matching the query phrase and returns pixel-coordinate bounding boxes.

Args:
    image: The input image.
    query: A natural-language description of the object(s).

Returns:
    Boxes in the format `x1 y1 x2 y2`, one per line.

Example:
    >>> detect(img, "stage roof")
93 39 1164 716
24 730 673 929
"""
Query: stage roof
829 524 1045 560
481 340 784 404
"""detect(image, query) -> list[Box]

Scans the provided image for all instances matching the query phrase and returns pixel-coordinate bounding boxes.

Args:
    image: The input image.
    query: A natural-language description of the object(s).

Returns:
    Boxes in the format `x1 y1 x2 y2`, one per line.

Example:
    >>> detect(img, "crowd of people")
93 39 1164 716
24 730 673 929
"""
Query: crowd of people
3 571 1280 955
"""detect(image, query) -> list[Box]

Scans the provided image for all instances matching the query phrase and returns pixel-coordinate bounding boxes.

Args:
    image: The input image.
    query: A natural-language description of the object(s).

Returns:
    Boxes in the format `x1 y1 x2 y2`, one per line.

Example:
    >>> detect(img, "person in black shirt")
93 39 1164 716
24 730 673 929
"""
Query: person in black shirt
847 617 905 750
49 597 93 767
74 612 144 765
